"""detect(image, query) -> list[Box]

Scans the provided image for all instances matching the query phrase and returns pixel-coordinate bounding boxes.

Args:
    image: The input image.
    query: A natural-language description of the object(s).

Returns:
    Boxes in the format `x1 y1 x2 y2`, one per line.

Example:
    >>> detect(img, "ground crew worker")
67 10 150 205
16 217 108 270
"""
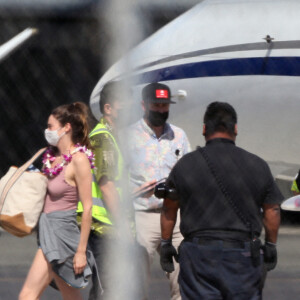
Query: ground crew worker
159 102 283 299
77 81 124 300
291 170 300 195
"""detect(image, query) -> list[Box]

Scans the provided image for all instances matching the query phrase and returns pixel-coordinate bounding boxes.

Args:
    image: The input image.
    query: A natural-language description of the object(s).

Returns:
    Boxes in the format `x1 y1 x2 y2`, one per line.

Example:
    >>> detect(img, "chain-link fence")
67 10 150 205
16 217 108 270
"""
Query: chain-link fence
0 2 191 177
0 6 102 176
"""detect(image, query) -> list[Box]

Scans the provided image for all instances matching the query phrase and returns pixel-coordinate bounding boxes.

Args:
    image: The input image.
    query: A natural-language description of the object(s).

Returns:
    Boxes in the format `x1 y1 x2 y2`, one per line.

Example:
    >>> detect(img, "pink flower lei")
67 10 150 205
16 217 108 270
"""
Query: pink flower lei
42 144 95 177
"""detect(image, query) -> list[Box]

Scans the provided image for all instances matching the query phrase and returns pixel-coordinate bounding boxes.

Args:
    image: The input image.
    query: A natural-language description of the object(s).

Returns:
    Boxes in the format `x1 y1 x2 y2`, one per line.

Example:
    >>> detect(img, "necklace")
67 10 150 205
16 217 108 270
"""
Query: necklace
42 144 95 177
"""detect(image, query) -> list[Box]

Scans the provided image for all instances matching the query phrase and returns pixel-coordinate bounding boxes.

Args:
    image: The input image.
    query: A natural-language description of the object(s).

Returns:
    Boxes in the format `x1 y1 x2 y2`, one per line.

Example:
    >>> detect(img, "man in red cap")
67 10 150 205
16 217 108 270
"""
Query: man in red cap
126 82 191 300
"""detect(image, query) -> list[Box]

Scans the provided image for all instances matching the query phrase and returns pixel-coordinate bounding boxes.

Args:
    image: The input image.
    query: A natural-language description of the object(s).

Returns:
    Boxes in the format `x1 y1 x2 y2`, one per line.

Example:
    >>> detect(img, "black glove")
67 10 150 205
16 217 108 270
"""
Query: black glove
160 240 179 273
262 242 277 271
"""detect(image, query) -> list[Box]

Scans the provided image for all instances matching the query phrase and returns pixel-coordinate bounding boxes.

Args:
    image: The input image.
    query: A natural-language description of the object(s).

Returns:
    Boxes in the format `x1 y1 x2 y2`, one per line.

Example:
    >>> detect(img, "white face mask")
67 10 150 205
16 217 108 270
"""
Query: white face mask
44 128 65 146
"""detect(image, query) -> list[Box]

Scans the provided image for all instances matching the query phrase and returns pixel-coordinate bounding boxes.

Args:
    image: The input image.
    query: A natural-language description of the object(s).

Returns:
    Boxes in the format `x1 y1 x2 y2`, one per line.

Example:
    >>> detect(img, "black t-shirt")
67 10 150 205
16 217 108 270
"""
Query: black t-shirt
167 138 283 238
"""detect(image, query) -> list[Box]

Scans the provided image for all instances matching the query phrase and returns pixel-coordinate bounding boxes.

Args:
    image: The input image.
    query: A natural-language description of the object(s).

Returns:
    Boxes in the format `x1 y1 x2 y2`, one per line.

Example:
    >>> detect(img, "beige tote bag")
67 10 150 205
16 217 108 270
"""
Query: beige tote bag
0 148 47 237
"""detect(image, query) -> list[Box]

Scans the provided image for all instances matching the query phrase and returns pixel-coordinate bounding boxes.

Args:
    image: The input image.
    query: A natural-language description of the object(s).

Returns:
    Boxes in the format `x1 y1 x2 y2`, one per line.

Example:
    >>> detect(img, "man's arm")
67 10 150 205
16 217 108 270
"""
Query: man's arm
161 198 180 240
263 203 281 243
100 176 133 241
99 176 120 223
262 203 280 271
160 197 180 273
92 131 121 222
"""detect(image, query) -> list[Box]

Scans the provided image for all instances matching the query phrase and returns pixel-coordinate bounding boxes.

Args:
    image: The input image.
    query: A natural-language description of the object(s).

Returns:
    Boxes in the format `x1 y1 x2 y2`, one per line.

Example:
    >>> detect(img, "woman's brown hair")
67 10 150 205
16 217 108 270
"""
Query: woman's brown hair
51 102 93 149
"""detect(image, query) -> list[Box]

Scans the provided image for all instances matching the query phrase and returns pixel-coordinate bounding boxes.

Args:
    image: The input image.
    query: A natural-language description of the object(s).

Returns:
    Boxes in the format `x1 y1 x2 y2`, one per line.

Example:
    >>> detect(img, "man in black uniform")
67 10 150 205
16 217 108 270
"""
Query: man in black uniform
159 102 282 299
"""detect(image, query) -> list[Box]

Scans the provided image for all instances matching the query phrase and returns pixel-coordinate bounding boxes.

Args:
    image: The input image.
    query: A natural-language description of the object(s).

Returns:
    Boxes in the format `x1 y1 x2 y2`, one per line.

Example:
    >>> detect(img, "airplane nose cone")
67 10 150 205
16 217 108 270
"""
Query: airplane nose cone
281 195 300 211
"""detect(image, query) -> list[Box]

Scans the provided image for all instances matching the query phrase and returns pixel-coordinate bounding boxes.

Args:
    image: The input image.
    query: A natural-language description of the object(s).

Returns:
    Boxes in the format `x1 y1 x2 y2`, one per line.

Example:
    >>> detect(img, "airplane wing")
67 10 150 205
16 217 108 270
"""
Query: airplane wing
0 28 38 63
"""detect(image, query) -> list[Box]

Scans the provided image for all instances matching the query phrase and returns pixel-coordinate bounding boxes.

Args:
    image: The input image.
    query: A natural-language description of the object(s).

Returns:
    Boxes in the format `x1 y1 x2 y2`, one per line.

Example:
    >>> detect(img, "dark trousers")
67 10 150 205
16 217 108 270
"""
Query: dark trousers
178 239 263 300
88 232 113 300
88 231 145 300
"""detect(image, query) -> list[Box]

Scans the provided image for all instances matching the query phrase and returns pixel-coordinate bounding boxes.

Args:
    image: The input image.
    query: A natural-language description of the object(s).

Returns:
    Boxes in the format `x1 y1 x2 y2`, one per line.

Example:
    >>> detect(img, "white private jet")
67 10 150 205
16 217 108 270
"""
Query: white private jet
90 0 300 209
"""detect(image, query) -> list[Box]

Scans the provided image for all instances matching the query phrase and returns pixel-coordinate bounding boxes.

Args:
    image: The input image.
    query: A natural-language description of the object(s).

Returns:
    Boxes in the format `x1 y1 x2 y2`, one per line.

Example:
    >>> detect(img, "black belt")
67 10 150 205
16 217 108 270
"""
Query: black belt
185 238 246 249
186 230 252 241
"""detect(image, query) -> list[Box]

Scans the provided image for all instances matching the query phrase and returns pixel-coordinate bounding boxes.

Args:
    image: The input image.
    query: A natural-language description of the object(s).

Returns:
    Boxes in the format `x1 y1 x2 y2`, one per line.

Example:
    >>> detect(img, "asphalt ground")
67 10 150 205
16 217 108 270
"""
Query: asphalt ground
0 213 300 300
0 230 169 300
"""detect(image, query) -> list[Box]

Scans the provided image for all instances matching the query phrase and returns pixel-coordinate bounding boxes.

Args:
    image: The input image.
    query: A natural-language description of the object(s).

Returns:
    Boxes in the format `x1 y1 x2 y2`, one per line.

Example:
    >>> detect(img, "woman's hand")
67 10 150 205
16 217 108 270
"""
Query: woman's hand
73 251 87 275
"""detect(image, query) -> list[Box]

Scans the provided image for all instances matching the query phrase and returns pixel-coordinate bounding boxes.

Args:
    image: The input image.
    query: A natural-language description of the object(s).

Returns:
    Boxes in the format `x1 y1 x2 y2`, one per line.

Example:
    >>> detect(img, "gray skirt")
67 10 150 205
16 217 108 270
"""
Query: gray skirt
38 210 98 289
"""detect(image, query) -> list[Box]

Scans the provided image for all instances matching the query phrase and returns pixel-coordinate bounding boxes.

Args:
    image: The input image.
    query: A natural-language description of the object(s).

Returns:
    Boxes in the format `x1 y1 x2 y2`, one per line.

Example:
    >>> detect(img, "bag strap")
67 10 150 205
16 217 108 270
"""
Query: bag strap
0 147 47 213
197 146 254 237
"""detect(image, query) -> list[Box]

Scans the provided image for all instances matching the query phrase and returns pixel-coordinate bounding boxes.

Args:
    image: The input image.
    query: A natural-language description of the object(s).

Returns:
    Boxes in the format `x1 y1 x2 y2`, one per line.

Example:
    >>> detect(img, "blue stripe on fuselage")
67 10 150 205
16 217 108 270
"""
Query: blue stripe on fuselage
132 57 300 84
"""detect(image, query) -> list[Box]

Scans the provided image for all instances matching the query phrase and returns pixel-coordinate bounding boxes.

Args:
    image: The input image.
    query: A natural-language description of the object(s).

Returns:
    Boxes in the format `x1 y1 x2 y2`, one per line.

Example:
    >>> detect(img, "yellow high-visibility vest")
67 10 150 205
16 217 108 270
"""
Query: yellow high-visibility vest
77 122 123 234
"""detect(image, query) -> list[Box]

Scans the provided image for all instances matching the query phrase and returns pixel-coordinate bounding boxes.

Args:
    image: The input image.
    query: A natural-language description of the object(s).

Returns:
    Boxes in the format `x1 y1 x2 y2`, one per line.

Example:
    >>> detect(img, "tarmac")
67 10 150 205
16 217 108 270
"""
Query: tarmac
1 214 300 300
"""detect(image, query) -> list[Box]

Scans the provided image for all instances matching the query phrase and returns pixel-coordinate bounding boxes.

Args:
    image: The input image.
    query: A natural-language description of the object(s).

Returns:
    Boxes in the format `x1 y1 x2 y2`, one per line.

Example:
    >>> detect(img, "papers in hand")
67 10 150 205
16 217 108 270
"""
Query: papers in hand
132 178 166 198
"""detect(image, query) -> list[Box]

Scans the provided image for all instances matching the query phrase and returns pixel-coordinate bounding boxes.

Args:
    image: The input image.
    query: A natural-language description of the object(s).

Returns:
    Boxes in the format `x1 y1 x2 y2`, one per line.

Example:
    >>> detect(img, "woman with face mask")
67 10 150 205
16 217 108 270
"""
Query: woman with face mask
19 102 96 300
